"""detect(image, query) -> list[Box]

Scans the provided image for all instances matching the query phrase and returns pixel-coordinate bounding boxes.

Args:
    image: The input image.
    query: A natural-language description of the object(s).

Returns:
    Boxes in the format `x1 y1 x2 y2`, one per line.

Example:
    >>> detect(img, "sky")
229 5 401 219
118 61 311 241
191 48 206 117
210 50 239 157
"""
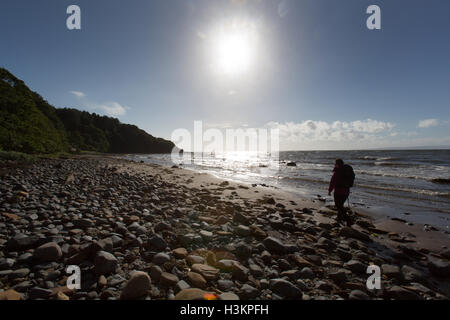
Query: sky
1 0 450 151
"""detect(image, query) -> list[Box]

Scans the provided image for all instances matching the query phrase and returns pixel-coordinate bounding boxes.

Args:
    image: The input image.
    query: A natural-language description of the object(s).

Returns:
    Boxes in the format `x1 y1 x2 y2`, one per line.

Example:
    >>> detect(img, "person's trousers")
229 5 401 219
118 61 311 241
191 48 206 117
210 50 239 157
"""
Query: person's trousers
334 193 349 220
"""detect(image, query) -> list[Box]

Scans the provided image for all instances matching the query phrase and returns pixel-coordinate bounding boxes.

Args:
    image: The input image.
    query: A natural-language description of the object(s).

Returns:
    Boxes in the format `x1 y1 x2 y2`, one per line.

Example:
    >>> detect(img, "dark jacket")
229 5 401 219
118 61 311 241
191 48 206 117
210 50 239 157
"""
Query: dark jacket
329 166 350 196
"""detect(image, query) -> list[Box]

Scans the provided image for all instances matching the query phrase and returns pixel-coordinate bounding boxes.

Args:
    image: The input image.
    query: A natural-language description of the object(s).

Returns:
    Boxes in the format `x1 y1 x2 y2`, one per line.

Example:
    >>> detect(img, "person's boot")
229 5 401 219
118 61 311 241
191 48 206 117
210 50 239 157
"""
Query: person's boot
344 214 354 227
336 213 345 225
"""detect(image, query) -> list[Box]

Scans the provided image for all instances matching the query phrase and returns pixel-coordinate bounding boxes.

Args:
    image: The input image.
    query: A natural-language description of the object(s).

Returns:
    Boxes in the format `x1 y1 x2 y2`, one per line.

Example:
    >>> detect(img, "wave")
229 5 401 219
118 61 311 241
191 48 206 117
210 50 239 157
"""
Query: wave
354 170 435 182
358 156 401 161
279 176 450 199
374 161 411 167
279 176 328 185
357 183 450 198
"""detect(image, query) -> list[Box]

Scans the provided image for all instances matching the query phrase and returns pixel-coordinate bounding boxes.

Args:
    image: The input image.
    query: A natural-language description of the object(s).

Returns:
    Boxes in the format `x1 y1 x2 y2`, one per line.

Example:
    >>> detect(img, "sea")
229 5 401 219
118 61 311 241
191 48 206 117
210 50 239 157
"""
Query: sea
122 150 450 232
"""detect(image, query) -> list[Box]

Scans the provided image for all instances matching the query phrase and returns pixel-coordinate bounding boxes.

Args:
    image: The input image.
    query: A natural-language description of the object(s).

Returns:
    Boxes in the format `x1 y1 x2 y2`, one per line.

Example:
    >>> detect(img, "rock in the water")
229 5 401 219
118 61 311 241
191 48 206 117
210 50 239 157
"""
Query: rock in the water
33 242 62 262
287 162 297 167
120 271 151 300
94 251 118 275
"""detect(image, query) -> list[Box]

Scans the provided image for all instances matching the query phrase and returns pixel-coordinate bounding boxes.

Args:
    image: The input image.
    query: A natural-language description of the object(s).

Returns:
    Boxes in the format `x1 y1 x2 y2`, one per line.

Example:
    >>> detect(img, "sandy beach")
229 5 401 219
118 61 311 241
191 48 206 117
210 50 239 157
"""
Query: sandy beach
0 154 449 300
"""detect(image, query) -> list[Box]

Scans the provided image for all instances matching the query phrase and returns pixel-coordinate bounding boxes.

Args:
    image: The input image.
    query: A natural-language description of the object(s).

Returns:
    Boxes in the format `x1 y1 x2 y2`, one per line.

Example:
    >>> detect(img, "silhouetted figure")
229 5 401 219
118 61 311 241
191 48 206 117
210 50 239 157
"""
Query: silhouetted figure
328 159 355 226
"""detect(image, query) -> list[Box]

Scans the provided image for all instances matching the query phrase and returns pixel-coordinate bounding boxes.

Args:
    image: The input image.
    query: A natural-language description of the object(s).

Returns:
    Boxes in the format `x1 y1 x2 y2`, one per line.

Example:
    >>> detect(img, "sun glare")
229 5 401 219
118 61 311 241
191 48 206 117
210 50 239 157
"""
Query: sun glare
210 19 258 77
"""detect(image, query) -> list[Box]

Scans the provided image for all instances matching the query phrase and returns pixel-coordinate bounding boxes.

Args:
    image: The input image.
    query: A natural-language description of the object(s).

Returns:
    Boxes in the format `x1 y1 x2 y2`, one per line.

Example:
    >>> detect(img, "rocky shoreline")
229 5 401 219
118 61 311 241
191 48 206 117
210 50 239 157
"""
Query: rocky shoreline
0 155 449 300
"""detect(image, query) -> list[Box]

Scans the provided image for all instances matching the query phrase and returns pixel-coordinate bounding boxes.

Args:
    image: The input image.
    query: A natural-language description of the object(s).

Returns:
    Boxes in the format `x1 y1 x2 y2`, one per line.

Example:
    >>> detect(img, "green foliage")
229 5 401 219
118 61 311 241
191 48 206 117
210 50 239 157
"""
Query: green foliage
0 150 36 162
56 108 174 153
0 68 175 154
0 68 68 154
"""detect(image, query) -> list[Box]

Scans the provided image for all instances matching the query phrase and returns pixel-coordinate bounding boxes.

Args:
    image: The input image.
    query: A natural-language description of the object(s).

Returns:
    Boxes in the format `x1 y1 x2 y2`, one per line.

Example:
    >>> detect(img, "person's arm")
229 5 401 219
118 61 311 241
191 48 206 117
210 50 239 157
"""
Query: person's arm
328 172 336 196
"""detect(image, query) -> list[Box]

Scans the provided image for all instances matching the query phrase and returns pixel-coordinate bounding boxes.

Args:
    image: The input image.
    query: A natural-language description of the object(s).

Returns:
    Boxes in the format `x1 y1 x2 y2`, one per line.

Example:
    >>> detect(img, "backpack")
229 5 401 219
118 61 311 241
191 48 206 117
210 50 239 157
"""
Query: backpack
342 164 355 188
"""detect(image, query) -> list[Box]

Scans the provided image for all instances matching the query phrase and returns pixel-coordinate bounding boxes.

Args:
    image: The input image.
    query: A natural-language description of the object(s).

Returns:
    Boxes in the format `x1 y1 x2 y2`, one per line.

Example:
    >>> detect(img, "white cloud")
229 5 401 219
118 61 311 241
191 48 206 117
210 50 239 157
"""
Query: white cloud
418 119 439 128
70 90 128 117
70 91 86 98
266 119 395 150
94 102 127 117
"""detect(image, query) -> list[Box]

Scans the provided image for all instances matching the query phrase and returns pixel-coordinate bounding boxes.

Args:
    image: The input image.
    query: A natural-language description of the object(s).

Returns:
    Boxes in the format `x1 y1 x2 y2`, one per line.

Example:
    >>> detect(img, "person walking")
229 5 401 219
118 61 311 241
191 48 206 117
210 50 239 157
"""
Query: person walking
328 159 355 226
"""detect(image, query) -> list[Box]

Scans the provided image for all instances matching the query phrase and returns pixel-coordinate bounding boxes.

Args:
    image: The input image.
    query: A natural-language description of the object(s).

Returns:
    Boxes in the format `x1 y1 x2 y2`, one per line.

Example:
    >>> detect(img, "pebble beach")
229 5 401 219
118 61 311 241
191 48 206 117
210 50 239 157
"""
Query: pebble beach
0 154 449 300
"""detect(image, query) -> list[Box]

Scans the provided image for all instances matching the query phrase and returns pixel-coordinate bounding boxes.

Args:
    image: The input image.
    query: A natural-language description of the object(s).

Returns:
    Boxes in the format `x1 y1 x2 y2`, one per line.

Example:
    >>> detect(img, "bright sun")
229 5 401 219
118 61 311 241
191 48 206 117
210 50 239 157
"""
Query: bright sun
216 32 252 75
210 19 258 77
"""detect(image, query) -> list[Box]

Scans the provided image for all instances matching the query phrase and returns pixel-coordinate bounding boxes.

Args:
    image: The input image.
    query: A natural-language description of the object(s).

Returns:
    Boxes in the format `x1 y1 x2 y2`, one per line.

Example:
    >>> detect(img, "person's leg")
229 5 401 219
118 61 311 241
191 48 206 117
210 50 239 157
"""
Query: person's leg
340 195 353 226
334 194 346 223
